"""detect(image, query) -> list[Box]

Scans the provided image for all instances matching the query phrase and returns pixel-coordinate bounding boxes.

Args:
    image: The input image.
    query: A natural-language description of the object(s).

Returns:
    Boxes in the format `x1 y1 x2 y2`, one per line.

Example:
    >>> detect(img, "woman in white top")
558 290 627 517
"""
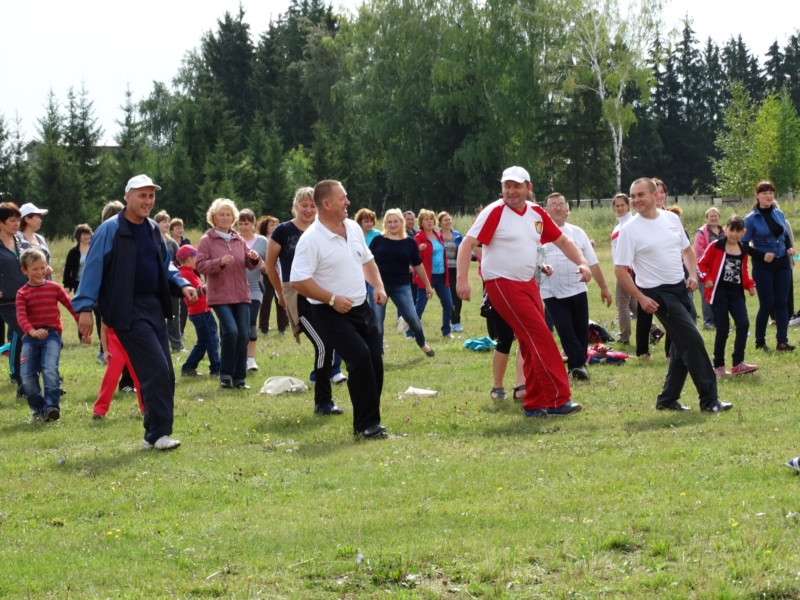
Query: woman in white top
16 203 51 267
610 193 637 344
237 209 269 371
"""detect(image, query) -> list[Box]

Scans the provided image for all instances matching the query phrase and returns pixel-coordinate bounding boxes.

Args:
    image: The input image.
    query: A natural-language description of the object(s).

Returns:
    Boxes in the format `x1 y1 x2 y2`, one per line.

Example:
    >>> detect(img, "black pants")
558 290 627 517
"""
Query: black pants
297 295 333 406
114 295 175 444
711 288 749 368
447 267 462 325
312 302 382 433
0 303 23 388
544 292 589 371
260 273 288 333
640 282 717 408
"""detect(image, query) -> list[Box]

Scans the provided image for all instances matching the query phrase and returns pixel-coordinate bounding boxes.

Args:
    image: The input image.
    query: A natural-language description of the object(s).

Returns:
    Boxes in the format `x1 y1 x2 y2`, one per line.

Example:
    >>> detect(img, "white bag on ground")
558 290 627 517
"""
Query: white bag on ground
259 376 308 395
398 386 438 398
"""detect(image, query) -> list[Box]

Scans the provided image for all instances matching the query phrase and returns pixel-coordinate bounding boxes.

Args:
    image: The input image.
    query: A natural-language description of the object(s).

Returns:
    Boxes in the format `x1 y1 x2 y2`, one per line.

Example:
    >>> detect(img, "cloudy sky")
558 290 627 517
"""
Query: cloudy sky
0 0 797 141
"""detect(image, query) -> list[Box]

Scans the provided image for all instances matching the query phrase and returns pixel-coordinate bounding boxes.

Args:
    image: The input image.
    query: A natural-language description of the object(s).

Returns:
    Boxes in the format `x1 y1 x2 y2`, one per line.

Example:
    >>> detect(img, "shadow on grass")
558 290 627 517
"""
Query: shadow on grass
383 356 427 371
53 447 150 476
623 412 706 432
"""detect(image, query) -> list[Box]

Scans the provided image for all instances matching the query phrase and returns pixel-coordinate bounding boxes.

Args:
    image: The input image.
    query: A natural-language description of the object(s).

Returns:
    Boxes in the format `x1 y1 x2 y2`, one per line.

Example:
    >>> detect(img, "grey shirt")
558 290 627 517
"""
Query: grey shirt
245 235 268 303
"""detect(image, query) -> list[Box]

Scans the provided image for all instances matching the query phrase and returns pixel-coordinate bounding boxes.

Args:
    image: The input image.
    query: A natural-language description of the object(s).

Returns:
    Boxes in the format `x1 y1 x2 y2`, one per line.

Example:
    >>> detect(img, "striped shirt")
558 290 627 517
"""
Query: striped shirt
16 281 78 336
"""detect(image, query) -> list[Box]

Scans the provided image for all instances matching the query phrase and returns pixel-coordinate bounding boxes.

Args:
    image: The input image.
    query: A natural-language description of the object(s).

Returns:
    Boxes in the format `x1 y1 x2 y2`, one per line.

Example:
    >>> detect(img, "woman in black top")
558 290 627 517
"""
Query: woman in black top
370 208 435 357
63 224 93 293
0 203 30 395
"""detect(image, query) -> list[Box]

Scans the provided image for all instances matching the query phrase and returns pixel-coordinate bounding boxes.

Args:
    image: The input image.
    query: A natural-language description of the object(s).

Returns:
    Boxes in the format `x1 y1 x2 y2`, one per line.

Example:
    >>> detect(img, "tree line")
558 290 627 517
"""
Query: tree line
0 0 799 239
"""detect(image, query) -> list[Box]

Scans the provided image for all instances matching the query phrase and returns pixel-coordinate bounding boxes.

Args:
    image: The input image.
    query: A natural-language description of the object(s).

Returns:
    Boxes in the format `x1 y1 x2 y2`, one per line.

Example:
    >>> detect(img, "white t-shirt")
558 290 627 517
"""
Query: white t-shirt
290 218 373 305
614 211 689 289
539 222 597 300
467 199 562 282
610 211 633 262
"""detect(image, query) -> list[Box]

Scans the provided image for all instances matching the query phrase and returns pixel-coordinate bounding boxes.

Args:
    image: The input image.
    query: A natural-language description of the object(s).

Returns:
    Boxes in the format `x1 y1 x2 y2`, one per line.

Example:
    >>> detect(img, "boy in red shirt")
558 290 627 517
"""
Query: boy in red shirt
176 245 220 377
16 248 84 421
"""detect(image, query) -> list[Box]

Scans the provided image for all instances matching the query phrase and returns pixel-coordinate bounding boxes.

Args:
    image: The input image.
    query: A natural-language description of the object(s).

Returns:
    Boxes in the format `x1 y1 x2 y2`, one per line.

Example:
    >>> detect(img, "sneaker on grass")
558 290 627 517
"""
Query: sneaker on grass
713 366 731 377
785 456 800 473
730 362 757 375
142 436 181 450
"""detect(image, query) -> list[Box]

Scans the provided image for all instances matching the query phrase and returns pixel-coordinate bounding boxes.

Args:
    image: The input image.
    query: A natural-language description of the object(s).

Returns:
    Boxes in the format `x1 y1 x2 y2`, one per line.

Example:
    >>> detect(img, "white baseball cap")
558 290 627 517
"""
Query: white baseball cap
501 166 531 183
125 174 162 193
19 203 49 218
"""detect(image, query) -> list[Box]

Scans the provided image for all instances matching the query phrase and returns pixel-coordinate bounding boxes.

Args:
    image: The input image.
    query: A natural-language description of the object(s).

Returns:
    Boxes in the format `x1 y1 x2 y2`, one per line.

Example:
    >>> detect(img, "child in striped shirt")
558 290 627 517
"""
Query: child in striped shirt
15 248 84 422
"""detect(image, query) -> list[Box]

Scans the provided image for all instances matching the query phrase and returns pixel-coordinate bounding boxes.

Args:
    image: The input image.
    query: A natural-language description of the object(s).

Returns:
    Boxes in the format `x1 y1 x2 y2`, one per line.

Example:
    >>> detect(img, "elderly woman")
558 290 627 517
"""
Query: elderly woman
154 211 184 353
0 203 30 395
236 209 268 372
742 181 794 352
196 199 262 389
413 209 453 338
694 207 726 329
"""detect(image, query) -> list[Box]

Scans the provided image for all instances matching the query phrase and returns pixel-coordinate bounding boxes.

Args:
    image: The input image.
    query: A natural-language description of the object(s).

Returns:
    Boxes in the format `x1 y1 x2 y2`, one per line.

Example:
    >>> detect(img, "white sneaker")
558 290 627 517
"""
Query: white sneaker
331 372 348 385
789 317 800 326
246 357 259 371
142 435 181 450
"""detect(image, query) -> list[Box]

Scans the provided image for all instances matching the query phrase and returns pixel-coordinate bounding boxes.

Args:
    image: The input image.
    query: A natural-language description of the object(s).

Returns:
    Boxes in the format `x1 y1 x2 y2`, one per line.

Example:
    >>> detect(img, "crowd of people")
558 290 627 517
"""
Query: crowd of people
2 170 799 470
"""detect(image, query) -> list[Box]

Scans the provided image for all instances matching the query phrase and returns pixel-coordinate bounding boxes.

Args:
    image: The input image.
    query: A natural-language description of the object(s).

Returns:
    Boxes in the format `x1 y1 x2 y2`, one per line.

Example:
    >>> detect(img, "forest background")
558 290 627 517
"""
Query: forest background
1 0 799 239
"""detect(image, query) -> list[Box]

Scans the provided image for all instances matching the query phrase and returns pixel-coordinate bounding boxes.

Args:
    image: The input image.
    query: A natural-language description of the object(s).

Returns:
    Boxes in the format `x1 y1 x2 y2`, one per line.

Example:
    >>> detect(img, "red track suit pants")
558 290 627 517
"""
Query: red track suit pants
485 277 572 411
93 329 144 417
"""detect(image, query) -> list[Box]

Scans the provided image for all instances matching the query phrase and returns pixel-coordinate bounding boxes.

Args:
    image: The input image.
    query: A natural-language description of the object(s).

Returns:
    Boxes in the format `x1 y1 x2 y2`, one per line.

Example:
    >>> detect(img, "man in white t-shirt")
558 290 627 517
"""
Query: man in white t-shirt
456 166 591 418
291 180 390 439
540 193 613 381
615 178 730 413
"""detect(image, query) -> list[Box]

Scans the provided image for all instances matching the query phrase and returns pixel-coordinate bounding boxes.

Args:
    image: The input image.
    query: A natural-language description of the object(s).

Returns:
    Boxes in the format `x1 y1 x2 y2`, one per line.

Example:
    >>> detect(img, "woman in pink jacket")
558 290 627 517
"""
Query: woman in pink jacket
196 199 262 389
694 207 725 329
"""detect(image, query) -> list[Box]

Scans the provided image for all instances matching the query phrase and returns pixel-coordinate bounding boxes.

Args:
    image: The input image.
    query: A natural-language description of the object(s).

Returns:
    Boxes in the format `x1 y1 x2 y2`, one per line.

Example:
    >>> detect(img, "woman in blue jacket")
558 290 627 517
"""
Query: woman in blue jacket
438 212 464 332
742 180 795 352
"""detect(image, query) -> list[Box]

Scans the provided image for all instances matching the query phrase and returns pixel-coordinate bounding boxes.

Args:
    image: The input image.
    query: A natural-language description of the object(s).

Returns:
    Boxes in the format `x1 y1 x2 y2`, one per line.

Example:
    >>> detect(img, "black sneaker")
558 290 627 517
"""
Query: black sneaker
656 400 691 411
568 366 590 381
181 370 204 377
220 378 233 389
314 402 344 415
234 381 251 390
650 328 665 345
755 343 770 351
355 424 387 439
776 342 796 352
545 401 582 416
701 400 733 412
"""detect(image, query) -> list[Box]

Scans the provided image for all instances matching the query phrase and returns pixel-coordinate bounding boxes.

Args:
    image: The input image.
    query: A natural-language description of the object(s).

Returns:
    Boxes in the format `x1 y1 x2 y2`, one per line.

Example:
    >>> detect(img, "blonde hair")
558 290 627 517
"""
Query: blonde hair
417 209 436 229
437 211 451 226
20 248 47 269
292 187 315 217
206 198 239 228
705 207 721 219
381 208 404 237
153 210 170 224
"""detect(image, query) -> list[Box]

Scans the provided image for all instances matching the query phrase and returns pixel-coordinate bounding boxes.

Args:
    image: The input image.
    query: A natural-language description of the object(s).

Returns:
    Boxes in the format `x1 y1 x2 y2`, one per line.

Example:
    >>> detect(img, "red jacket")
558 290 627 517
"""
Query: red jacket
697 238 755 304
178 266 210 316
413 230 449 288
195 229 261 306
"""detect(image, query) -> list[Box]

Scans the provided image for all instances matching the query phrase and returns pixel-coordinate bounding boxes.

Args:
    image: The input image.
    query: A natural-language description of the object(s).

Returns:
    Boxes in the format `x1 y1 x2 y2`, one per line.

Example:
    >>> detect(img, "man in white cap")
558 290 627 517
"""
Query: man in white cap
73 175 197 450
456 166 591 418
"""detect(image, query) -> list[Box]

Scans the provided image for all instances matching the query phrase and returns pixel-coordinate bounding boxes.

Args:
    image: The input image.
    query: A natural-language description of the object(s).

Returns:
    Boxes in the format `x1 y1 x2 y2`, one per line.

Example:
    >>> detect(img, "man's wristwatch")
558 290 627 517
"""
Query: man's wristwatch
329 294 336 307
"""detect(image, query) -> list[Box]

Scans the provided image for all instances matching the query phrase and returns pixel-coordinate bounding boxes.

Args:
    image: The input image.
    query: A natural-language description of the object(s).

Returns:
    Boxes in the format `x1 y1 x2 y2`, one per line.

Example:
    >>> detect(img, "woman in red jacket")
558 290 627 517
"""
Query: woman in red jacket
697 215 757 376
196 199 262 389
413 209 453 337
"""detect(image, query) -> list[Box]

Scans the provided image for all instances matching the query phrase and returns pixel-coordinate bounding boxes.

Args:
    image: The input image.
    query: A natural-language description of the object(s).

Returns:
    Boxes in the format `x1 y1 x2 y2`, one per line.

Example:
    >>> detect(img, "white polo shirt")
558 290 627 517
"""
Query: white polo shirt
614 211 688 289
467 199 562 282
290 218 373 305
539 222 597 300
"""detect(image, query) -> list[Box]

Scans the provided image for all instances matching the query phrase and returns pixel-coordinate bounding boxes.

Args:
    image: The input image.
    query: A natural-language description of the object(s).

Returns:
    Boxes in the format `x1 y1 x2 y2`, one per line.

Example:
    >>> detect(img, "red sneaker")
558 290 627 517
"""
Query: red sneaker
730 362 758 375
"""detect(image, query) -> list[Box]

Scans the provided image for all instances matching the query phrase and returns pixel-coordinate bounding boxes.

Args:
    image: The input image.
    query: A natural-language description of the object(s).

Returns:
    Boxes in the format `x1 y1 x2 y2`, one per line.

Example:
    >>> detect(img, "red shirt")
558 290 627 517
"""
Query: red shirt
16 281 78 335
179 266 210 316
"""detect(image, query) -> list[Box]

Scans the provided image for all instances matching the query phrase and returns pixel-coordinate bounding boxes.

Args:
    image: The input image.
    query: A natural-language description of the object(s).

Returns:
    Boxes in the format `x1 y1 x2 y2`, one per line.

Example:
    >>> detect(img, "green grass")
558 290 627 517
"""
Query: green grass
3 211 800 598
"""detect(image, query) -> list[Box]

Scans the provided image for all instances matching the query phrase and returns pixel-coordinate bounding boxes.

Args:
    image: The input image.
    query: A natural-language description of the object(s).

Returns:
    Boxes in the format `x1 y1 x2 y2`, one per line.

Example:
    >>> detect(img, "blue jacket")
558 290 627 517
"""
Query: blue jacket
72 209 189 330
742 206 791 259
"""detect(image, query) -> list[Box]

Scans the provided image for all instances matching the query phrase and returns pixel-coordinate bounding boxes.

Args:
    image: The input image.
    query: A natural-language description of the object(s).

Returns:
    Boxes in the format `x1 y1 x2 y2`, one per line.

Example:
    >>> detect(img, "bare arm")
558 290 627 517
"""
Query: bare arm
266 239 285 306
589 263 613 307
412 264 434 298
456 235 480 301
681 245 699 291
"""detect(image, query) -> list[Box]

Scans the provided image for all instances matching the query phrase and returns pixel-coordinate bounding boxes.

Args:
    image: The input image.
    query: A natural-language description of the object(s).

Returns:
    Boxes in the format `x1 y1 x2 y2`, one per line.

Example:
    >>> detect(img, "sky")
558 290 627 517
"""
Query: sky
0 0 797 142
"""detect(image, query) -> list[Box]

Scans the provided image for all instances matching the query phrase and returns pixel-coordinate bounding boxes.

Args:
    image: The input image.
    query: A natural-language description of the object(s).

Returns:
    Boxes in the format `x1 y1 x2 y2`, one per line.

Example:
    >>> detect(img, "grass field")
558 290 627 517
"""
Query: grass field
2 201 800 599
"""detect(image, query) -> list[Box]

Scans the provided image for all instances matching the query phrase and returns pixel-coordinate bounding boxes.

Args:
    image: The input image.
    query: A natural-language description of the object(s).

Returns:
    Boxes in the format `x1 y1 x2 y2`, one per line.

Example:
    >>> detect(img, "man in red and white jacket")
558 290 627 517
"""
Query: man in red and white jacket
456 166 592 418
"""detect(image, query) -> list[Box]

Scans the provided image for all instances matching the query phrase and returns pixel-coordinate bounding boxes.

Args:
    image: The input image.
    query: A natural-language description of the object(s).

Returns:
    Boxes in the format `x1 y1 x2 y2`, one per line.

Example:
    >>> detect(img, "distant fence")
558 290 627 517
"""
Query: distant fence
567 193 797 209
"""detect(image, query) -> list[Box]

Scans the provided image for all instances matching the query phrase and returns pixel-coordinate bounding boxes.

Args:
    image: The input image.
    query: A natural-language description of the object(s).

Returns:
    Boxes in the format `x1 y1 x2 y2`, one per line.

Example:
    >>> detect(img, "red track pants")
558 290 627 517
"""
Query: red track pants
485 277 572 411
93 329 144 416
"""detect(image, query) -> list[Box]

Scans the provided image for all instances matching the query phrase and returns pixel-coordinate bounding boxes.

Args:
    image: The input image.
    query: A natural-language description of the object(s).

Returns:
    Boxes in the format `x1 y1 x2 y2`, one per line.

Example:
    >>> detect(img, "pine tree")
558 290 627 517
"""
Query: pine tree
7 114 30 206
784 34 800 113
114 85 147 190
771 89 800 195
765 40 786 91
0 113 9 201
64 83 105 212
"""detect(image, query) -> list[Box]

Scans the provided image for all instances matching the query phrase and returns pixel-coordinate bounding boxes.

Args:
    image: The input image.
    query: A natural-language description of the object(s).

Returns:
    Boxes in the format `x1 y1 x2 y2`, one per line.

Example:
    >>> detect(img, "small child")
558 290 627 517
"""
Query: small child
698 215 758 376
15 248 83 421
93 321 144 418
176 245 221 377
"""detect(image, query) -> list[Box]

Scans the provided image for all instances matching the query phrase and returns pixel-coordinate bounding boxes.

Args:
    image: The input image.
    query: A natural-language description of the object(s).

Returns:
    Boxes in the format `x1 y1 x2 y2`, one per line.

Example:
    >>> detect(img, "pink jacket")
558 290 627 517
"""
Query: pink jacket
693 224 726 264
196 229 262 306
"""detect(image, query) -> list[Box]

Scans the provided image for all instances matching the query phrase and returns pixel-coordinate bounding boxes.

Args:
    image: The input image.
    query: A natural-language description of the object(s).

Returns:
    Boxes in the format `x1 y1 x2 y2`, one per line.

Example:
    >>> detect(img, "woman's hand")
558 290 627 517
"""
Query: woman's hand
704 280 713 288
425 285 433 299
247 249 260 263
221 255 235 267
276 293 286 308
764 252 775 263
419 243 428 251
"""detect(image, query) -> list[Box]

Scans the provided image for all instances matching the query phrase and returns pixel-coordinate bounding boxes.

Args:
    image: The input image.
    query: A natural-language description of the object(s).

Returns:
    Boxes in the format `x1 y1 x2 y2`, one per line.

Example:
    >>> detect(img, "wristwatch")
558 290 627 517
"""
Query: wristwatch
329 294 336 307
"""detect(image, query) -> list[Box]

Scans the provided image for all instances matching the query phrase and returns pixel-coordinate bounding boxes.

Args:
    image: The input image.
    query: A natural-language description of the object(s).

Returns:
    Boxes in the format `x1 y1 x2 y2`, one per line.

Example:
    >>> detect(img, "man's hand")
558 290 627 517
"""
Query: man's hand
600 287 613 307
640 296 659 314
373 287 387 306
333 295 354 314
748 287 756 296
576 264 592 283
79 312 93 340
456 280 471 301
685 277 699 292
103 351 112 365
182 286 198 304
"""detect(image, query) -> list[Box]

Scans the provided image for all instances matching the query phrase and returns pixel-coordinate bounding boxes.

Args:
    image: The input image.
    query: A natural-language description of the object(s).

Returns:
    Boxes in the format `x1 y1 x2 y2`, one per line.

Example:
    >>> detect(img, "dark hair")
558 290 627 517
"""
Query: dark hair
313 180 341 208
632 178 657 193
726 215 745 231
752 180 776 210
257 215 279 236
613 193 630 206
73 223 93 243
652 177 667 195
0 202 21 223
102 201 125 222
239 208 256 223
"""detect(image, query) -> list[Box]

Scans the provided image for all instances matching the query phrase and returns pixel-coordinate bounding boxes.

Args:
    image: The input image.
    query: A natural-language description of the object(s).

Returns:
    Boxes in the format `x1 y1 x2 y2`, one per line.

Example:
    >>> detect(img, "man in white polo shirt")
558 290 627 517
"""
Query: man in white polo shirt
615 177 730 413
456 166 591 418
539 193 613 381
290 180 390 439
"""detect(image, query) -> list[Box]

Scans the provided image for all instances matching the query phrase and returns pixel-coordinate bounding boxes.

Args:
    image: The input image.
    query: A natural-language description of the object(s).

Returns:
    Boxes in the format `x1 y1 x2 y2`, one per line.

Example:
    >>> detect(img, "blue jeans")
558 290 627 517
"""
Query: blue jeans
213 303 250 383
184 311 221 375
711 288 749 367
374 283 426 347
414 273 452 336
21 329 63 417
751 258 791 345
